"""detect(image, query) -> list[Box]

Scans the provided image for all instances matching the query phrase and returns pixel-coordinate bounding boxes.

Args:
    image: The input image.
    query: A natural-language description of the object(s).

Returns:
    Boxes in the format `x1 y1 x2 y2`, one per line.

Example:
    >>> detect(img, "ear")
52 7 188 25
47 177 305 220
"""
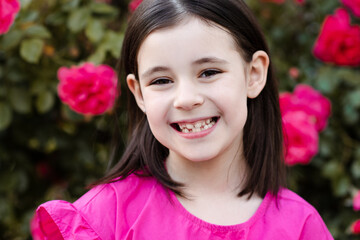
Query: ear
127 74 146 113
246 50 269 99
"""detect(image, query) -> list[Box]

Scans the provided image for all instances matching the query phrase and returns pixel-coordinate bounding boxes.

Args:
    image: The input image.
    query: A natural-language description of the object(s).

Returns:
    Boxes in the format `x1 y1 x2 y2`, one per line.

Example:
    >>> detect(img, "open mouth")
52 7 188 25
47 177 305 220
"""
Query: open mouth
171 117 219 133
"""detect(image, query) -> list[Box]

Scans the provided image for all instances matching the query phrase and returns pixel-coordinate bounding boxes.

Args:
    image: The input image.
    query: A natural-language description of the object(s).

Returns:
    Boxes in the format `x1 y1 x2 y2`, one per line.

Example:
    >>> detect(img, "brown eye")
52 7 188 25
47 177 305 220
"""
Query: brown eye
150 78 172 85
200 69 222 78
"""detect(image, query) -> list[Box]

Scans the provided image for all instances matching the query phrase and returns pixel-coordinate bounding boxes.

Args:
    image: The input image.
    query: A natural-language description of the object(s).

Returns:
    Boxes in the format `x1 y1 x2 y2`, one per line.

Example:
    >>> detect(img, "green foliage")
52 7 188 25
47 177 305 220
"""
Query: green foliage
0 0 128 238
248 0 360 239
0 0 359 239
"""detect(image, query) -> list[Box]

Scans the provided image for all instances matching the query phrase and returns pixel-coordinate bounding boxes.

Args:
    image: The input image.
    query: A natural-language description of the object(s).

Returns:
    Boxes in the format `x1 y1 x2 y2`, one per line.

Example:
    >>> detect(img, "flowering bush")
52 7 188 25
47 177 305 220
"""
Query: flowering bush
282 110 319 165
0 0 20 35
0 0 359 239
313 8 360 67
342 0 360 17
280 85 331 165
57 63 118 116
281 84 331 132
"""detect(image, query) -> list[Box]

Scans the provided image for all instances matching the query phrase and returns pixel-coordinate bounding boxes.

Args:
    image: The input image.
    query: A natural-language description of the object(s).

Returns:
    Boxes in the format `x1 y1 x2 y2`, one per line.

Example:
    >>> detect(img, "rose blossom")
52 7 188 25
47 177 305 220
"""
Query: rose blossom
280 84 331 132
342 0 360 17
313 8 360 67
129 0 142 12
0 0 21 35
30 214 45 240
354 191 360 211
352 219 360 234
282 110 319 165
57 62 118 115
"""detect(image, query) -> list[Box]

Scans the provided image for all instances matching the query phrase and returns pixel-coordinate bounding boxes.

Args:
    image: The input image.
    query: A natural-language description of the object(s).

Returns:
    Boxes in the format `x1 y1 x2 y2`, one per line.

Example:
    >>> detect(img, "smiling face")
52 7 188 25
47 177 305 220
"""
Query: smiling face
127 17 269 164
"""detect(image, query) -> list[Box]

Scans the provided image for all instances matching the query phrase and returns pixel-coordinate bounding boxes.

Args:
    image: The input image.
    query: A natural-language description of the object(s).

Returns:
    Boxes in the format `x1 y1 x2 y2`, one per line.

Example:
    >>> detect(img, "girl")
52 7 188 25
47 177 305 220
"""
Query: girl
33 0 333 239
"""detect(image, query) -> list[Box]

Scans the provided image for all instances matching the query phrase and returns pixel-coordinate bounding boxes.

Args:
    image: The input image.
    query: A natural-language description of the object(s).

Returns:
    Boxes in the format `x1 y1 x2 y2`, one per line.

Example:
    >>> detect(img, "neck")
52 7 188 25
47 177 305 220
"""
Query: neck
166 148 248 199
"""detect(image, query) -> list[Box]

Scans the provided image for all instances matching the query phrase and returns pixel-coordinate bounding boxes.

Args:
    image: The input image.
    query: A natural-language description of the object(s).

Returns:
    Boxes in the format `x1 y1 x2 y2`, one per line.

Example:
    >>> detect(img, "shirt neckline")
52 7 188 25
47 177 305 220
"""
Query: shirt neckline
168 188 273 232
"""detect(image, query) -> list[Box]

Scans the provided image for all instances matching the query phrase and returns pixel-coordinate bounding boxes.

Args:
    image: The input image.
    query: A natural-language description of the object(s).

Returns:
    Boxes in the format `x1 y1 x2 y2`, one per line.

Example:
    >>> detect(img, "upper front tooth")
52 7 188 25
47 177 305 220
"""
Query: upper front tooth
195 122 202 128
186 124 194 129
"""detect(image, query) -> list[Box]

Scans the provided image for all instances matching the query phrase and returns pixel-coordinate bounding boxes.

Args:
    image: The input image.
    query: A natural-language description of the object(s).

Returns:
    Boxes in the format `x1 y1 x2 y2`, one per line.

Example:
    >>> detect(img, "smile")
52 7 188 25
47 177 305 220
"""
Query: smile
171 117 219 133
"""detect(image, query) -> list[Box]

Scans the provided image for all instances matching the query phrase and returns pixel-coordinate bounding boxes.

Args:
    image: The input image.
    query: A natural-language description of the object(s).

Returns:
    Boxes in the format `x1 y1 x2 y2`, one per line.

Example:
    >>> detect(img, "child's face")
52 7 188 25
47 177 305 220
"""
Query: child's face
127 17 268 163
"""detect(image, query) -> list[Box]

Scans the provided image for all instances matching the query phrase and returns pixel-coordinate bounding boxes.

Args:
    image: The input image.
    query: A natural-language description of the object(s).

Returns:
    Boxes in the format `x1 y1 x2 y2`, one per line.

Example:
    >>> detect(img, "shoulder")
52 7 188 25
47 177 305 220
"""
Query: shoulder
261 188 333 239
33 174 158 240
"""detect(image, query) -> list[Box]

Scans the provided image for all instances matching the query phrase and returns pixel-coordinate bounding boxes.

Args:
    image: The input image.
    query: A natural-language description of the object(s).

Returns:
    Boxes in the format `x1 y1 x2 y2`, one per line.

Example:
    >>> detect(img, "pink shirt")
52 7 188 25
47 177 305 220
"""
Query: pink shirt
33 174 333 239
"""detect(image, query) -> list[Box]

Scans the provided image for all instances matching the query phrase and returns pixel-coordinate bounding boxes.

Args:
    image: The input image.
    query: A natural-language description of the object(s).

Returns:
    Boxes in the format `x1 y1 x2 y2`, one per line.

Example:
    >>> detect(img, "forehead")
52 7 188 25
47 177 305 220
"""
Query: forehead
137 17 241 69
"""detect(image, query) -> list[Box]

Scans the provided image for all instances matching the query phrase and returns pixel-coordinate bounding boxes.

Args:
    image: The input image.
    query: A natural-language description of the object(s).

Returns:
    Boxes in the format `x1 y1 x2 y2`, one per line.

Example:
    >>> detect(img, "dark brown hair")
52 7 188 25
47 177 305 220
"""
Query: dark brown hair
95 0 286 198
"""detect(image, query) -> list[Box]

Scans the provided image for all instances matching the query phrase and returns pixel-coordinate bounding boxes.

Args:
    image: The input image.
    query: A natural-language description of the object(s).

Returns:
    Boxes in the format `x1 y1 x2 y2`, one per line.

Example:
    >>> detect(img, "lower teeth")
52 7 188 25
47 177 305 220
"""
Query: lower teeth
180 120 215 133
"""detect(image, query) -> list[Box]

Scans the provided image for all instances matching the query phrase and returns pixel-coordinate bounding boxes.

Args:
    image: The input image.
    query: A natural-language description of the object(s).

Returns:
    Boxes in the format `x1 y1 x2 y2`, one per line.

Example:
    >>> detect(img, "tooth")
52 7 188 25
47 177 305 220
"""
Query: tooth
204 125 208 129
186 124 193 129
195 122 202 128
184 129 189 133
206 119 210 124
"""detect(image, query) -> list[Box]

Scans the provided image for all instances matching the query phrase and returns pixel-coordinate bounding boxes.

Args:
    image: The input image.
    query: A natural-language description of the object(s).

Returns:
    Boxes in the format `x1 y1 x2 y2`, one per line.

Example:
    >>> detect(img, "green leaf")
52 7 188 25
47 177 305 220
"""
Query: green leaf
20 11 39 23
346 90 360 108
24 25 51 39
46 12 66 26
351 159 360 179
90 2 118 15
0 30 23 50
315 67 340 94
19 0 32 9
67 7 91 33
36 90 55 113
101 31 123 58
9 88 32 114
333 177 351 197
87 46 106 64
85 19 104 43
322 161 343 180
20 38 44 64
61 0 81 11
0 103 12 130
61 104 84 122
343 105 359 125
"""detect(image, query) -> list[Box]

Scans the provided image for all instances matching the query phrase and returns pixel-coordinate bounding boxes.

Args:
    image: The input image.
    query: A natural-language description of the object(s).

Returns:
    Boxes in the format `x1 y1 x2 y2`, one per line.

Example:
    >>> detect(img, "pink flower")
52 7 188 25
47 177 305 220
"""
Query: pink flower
313 8 360 67
354 191 360 211
0 0 21 35
30 213 45 240
351 219 360 234
282 110 319 165
280 84 331 132
342 0 360 17
129 0 142 12
289 67 300 79
57 62 118 116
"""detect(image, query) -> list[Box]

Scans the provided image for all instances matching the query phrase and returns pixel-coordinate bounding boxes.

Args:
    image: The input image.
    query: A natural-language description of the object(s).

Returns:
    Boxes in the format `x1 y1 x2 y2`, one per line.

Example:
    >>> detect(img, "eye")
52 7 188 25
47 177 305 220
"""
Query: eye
199 69 222 78
150 78 172 85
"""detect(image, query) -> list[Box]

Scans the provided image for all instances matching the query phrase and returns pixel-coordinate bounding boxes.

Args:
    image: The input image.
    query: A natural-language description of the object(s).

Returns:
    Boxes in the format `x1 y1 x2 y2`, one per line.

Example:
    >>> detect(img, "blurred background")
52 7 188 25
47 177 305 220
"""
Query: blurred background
0 0 359 239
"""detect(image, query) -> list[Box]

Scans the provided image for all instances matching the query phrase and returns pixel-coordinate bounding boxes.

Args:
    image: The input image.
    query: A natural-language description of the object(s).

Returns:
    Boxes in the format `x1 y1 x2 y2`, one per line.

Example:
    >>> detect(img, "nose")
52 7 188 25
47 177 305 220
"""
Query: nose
173 80 204 110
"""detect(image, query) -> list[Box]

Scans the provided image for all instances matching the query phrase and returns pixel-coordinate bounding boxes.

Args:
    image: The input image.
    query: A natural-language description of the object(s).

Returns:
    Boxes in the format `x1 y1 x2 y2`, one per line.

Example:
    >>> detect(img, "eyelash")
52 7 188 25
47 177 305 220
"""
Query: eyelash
199 69 222 78
150 78 172 85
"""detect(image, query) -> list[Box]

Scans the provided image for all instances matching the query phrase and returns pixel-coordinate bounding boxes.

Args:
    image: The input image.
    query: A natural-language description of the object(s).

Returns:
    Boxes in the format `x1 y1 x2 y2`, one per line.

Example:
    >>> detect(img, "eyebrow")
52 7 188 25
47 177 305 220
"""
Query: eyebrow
140 57 229 79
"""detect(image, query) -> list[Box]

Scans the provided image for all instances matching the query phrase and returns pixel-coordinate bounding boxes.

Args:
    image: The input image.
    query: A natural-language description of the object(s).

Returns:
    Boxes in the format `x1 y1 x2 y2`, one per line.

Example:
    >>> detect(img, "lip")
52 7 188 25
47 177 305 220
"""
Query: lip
170 116 219 139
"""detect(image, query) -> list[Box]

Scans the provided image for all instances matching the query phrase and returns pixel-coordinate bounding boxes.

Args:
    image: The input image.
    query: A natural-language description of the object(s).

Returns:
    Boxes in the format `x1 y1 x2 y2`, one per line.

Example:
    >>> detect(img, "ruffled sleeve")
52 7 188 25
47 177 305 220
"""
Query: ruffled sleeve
33 200 102 240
